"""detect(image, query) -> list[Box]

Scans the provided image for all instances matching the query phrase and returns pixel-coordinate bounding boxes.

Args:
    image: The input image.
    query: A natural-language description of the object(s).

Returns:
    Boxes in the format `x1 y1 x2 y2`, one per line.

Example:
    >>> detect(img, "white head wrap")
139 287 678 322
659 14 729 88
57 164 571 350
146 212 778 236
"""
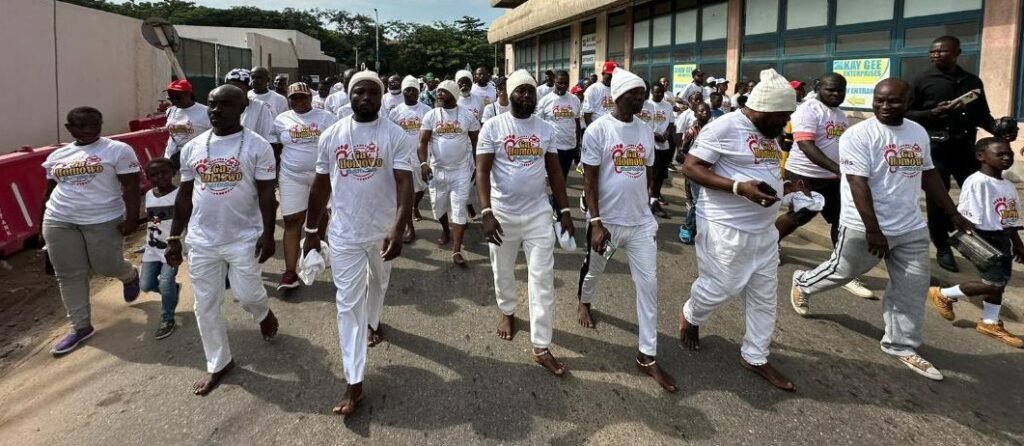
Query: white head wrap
746 68 797 113
455 70 473 83
609 67 645 102
505 69 537 97
348 70 385 96
437 80 460 100
401 75 420 92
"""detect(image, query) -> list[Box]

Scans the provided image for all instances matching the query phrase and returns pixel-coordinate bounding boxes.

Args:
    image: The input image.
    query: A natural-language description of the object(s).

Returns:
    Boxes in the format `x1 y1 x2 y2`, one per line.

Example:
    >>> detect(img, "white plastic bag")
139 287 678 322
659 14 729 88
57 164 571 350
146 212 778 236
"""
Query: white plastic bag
553 223 577 252
299 241 330 285
781 191 825 213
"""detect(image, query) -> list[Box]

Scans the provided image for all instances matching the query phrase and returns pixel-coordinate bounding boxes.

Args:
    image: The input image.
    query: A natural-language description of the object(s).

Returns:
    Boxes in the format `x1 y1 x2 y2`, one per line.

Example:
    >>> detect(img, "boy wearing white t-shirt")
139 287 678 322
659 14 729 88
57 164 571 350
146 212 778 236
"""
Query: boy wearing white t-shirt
476 70 575 377
791 79 974 381
140 158 180 340
928 138 1024 348
164 85 280 396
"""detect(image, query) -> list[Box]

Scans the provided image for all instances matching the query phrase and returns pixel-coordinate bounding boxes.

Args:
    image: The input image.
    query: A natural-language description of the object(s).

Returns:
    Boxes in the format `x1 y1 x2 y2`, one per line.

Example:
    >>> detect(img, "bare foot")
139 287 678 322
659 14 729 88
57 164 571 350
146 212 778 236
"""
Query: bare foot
260 309 279 341
533 348 566 376
637 354 678 392
403 229 416 244
452 251 467 267
368 324 384 347
332 383 364 415
577 301 595 328
740 359 795 391
192 361 235 396
679 312 700 351
413 210 424 222
496 314 515 340
436 231 450 245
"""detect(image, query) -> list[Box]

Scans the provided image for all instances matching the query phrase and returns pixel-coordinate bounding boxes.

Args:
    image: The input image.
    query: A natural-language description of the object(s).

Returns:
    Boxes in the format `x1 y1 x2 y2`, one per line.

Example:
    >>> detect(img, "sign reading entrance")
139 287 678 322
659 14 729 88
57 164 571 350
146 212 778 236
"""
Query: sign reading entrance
832 58 890 109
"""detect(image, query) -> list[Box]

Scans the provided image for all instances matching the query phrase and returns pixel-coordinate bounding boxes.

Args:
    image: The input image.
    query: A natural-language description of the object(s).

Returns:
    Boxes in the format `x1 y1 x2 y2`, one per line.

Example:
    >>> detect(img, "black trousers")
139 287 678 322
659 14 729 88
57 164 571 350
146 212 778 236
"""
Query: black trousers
926 141 981 252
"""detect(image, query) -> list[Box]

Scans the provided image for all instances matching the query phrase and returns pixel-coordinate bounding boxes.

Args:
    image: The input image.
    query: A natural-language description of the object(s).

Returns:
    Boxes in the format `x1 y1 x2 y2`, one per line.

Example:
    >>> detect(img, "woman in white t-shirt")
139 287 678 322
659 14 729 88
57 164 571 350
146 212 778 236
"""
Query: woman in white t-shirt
41 107 142 356
481 78 509 123
271 83 339 290
163 80 210 169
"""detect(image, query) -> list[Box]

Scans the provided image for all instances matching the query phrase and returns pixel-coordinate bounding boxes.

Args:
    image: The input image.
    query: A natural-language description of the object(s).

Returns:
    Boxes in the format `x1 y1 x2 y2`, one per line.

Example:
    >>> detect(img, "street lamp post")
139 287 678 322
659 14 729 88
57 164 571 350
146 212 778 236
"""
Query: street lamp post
374 8 380 73
354 46 359 71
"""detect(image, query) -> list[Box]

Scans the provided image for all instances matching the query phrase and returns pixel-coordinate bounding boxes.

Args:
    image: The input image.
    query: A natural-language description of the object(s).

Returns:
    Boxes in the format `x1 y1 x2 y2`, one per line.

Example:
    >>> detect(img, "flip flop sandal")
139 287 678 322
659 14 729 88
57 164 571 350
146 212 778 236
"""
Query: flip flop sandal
452 251 467 266
533 349 565 375
332 394 364 415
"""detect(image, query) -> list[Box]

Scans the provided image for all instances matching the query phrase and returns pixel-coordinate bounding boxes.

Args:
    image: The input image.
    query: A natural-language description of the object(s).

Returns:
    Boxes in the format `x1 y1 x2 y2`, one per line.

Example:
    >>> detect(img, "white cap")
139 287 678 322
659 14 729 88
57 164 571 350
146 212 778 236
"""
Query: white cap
456 70 473 83
506 69 537 97
609 67 645 102
437 80 459 99
348 70 385 96
706 76 718 85
746 68 797 113
401 75 419 92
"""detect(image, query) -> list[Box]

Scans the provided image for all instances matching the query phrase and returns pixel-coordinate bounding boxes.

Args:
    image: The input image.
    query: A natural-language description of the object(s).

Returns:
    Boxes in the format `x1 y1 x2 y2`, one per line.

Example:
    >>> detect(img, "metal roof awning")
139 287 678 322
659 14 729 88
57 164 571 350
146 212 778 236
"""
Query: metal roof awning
487 0 628 43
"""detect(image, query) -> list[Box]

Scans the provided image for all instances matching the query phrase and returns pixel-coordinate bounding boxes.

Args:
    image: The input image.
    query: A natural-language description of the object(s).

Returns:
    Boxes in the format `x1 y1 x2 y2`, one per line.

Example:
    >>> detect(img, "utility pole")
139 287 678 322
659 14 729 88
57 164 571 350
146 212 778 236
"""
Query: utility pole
354 46 359 71
374 8 380 73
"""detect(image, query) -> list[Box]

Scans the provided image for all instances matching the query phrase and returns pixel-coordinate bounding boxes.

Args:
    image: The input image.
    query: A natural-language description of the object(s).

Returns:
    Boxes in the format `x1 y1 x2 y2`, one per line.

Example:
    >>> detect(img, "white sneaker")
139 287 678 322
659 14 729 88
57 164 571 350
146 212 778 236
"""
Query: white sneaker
842 278 874 299
896 354 943 381
790 270 809 317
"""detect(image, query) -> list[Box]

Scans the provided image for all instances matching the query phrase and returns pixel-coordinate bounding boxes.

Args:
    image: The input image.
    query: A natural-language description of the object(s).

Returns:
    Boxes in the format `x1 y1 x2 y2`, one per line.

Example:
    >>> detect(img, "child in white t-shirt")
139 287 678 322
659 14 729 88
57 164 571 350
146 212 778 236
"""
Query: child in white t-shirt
929 138 1024 348
139 158 180 339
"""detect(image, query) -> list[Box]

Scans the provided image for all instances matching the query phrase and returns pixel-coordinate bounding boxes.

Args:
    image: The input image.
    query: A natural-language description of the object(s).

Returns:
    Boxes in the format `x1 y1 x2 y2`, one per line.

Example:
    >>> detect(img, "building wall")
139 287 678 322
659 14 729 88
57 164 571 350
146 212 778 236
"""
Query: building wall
176 26 334 63
0 0 171 153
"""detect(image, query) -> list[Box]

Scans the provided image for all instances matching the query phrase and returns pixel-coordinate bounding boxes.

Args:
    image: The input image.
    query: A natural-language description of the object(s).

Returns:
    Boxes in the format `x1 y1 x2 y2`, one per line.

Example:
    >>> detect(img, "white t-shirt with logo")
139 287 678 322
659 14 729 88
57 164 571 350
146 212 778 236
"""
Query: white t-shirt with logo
471 82 497 106
143 187 178 263
957 172 1022 231
481 102 510 123
642 99 675 150
325 90 349 114
382 92 404 113
243 98 275 143
164 104 210 158
581 114 656 226
420 105 481 171
272 108 338 174
315 117 413 244
389 102 432 166
179 129 277 247
312 94 328 110
248 90 288 117
336 104 353 119
536 84 554 100
689 111 784 234
43 137 141 225
458 93 486 124
478 114 557 216
839 117 934 237
538 91 582 151
787 98 848 179
582 82 614 121
674 109 696 135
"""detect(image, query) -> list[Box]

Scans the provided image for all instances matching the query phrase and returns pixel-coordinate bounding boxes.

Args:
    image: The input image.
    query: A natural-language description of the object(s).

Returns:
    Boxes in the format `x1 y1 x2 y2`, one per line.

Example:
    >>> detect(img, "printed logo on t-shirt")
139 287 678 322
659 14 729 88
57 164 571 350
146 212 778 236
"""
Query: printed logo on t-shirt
195 158 243 195
653 111 669 124
745 135 782 165
398 117 422 135
611 143 647 178
502 135 544 167
168 122 194 137
600 96 615 110
636 110 652 123
434 120 465 138
994 197 1020 227
146 205 174 250
288 123 323 143
824 121 846 139
551 105 576 120
883 143 924 176
52 156 104 185
334 143 383 180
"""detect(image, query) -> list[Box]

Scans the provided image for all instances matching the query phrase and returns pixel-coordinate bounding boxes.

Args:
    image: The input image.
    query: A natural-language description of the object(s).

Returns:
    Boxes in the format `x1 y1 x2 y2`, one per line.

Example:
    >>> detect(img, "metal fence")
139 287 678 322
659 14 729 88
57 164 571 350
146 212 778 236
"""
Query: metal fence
178 38 252 103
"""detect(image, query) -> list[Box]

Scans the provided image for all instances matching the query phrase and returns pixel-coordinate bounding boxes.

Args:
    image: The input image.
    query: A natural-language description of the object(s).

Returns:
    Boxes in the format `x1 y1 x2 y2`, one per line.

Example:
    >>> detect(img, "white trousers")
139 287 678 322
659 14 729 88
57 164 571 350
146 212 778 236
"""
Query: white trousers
329 239 391 385
428 166 471 225
489 208 556 349
578 219 659 357
684 217 779 366
188 241 271 373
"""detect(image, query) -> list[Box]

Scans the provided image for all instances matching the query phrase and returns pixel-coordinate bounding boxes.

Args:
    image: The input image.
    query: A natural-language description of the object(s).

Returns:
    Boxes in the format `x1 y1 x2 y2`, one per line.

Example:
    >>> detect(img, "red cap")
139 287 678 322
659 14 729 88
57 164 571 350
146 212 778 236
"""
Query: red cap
166 79 193 93
570 85 583 94
789 80 805 89
602 61 618 75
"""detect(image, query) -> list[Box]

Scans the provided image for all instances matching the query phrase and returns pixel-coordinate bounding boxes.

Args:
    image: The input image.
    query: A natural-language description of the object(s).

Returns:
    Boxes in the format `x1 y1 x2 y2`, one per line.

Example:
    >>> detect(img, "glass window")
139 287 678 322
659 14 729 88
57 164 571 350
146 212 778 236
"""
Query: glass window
782 61 828 87
673 46 696 62
836 30 890 52
609 12 626 26
703 3 729 41
652 15 672 47
745 0 779 35
743 41 775 58
901 53 978 78
652 65 672 84
786 0 827 30
835 0 893 25
904 0 982 18
634 5 651 21
634 51 650 65
702 45 727 60
741 62 776 83
784 35 826 56
582 20 596 35
608 24 626 56
702 62 727 79
634 20 650 49
653 51 672 64
905 23 980 48
675 9 698 44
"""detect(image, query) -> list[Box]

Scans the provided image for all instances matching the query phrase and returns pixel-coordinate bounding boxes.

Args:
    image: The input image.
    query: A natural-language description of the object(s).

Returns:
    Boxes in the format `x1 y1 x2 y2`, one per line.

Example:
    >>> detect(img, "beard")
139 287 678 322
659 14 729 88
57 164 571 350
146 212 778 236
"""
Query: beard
753 120 785 139
510 101 535 116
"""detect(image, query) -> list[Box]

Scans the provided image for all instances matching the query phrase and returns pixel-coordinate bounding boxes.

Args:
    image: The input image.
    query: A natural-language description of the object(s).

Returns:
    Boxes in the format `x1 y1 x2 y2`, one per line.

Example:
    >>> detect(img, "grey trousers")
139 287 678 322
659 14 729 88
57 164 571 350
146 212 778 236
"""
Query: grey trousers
43 218 137 330
795 226 930 356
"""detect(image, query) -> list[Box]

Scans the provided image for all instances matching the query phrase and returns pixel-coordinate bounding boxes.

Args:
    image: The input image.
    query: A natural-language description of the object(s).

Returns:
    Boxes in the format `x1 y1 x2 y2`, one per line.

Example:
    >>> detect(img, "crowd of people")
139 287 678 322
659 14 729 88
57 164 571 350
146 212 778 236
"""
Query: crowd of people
36 34 1023 416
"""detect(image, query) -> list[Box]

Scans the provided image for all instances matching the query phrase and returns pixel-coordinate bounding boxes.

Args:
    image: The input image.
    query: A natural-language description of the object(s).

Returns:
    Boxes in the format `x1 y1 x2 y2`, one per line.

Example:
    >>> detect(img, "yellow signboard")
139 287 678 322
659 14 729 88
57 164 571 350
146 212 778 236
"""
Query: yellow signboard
832 58 890 109
672 64 697 97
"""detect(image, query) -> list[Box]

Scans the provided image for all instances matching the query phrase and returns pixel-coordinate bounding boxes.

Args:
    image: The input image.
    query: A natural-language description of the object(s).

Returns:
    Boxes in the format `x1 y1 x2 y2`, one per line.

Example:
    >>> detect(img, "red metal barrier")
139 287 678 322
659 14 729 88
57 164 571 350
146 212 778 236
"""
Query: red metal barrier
0 127 168 257
128 115 167 132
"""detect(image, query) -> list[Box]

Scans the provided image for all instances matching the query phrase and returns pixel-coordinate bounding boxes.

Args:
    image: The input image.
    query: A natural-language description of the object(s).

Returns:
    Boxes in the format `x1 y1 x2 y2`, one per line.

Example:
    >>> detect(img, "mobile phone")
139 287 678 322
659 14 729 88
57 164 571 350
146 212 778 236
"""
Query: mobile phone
602 239 617 260
756 181 778 197
952 89 980 107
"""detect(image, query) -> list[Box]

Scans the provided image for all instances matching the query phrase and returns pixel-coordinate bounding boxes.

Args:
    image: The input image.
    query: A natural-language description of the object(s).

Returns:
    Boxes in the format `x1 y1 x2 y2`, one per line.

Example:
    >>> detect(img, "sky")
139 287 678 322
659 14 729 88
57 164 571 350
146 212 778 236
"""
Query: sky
181 0 505 26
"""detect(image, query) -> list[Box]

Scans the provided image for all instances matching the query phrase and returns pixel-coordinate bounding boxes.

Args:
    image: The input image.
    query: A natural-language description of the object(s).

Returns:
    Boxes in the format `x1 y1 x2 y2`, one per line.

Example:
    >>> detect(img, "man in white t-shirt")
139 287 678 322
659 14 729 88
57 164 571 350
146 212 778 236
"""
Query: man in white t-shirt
577 68 677 393
791 79 973 381
537 70 582 180
164 85 280 396
680 68 801 391
582 61 617 126
456 70 486 124
325 77 350 114
381 74 404 113
249 66 288 117
471 66 497 106
163 79 210 167
389 75 433 242
643 83 676 212
224 68 275 143
476 69 575 376
312 77 334 110
303 71 414 417
536 70 555 100
678 69 707 108
419 80 481 266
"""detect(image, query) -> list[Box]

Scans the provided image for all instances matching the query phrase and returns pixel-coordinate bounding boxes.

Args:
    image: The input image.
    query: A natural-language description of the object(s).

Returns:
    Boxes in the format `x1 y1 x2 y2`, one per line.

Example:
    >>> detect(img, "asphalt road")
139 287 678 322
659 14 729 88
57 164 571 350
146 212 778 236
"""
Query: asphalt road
1 174 1023 446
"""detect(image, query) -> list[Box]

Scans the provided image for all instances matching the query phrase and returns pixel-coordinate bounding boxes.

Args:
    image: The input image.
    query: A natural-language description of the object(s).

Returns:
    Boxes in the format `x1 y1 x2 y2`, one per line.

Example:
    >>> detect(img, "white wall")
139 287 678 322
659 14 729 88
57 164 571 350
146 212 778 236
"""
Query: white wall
177 26 335 63
0 0 171 153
